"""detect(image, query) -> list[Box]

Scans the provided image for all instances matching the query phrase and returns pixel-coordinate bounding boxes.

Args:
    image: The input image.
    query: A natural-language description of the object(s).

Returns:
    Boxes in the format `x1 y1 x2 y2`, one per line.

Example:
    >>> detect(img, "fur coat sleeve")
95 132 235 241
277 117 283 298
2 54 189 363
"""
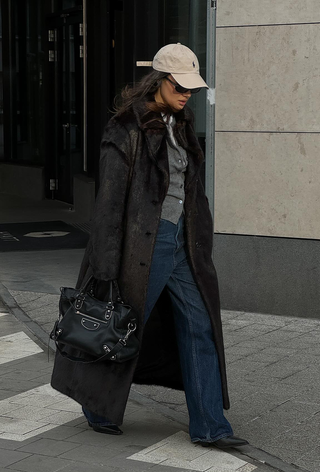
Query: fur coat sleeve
78 122 132 283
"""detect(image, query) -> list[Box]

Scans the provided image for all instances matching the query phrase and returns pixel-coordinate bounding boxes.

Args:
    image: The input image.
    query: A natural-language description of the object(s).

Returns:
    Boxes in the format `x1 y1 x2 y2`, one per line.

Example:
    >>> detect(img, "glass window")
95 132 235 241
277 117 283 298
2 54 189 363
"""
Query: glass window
62 0 82 9
1 0 46 164
125 0 207 136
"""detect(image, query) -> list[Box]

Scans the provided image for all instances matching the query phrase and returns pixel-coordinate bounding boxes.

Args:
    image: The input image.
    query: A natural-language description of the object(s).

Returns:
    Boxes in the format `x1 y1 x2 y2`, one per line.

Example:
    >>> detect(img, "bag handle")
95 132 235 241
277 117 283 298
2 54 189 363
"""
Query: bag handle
77 277 122 304
51 320 137 364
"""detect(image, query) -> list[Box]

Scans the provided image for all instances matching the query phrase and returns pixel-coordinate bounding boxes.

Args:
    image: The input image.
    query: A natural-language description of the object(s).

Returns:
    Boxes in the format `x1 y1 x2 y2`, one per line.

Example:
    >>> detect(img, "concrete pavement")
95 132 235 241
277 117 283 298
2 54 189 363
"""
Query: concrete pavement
0 295 278 472
0 247 319 472
0 194 319 472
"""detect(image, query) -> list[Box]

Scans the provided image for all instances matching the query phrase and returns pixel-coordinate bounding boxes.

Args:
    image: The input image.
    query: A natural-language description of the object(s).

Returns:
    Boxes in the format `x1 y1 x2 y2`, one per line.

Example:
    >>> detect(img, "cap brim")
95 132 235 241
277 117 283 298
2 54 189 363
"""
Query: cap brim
171 72 209 89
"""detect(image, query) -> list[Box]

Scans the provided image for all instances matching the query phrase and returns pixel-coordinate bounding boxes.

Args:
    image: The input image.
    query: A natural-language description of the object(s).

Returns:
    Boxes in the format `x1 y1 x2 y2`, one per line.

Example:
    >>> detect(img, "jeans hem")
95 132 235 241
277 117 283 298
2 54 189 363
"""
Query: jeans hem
191 432 232 443
89 422 117 427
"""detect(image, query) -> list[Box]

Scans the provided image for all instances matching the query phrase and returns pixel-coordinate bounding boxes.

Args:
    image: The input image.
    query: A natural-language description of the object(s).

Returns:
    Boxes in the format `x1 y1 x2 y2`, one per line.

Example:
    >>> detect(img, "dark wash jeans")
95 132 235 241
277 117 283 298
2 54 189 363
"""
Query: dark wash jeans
83 216 233 442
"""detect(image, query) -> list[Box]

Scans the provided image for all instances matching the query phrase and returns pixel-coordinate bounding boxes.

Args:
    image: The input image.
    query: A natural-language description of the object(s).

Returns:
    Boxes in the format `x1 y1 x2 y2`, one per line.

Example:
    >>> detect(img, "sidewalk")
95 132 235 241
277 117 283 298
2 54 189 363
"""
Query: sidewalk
0 247 319 472
0 295 278 472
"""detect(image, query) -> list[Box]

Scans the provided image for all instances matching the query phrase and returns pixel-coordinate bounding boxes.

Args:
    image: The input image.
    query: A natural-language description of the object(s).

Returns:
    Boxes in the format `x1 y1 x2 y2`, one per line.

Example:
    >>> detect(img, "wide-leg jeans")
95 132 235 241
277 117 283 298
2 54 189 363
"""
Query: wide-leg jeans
83 216 233 443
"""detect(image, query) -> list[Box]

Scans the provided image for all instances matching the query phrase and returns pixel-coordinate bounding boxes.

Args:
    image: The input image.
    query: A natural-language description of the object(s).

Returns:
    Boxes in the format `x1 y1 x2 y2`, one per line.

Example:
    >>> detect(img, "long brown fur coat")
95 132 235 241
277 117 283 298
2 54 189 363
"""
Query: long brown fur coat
51 101 230 425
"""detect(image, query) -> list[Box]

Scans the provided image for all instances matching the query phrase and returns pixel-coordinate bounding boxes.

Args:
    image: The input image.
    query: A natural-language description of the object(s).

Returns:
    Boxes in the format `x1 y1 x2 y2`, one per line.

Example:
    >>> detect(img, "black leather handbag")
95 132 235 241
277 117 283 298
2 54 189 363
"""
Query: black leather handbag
50 277 139 363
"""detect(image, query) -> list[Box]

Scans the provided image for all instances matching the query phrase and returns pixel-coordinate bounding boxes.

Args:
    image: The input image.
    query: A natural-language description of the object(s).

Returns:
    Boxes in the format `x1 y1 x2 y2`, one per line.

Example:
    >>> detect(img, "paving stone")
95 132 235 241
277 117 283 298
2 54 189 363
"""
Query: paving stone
6 454 71 472
17 438 79 456
63 416 88 428
120 420 183 448
234 419 292 448
264 422 320 452
47 399 83 413
175 404 189 414
133 385 186 406
5 356 53 371
223 318 255 327
150 466 199 472
0 390 18 401
280 366 320 385
62 428 132 447
56 461 116 472
36 410 82 426
295 446 320 472
12 293 58 311
288 386 320 405
238 313 291 327
230 392 294 418
0 468 22 472
0 449 31 467
58 443 125 465
227 360 271 374
224 345 266 359
0 417 51 435
1 370 50 382
124 408 179 425
252 358 309 379
279 332 320 348
39 424 90 441
252 330 305 346
41 322 56 334
227 383 260 404
281 323 320 333
228 324 280 337
0 437 39 451
127 431 256 472
125 399 148 413
107 453 162 471
249 346 297 363
287 353 320 366
270 399 320 415
221 310 245 319
0 332 43 365
9 291 54 305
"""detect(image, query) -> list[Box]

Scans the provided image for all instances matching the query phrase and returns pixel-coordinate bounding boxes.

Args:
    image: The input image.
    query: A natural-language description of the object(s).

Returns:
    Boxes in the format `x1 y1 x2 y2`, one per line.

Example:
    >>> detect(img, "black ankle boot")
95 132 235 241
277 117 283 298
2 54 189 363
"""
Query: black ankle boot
88 421 123 435
200 436 248 449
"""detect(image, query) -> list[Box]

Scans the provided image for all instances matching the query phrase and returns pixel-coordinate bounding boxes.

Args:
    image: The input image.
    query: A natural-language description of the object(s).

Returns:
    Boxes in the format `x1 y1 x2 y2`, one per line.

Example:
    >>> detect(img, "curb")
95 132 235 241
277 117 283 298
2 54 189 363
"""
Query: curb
0 282 306 472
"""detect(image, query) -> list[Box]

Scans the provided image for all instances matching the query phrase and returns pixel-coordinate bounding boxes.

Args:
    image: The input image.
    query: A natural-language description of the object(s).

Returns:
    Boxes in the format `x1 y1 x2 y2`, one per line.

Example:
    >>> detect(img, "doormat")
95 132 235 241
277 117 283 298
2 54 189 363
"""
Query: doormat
0 221 90 252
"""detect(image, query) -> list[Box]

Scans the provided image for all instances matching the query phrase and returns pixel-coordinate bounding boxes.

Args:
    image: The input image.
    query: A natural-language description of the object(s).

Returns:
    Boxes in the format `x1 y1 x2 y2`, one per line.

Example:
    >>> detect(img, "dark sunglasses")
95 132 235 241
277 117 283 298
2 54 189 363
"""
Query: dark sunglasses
165 76 201 94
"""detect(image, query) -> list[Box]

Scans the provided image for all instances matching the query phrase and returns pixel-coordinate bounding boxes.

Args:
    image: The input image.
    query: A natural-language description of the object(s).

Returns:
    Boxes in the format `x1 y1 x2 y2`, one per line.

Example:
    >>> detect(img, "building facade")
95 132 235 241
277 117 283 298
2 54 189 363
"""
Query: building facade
213 0 320 318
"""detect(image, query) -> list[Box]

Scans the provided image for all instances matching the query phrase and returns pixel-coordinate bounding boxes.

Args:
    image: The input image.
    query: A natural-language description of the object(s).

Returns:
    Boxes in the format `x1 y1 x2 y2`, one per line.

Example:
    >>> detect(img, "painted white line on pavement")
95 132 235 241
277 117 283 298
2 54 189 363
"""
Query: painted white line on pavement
0 331 43 365
0 383 82 441
128 431 256 472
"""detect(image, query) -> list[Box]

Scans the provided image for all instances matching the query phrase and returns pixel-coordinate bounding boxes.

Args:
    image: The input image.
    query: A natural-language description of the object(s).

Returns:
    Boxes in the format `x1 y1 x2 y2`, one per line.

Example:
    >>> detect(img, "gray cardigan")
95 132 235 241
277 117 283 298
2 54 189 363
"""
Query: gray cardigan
161 115 188 224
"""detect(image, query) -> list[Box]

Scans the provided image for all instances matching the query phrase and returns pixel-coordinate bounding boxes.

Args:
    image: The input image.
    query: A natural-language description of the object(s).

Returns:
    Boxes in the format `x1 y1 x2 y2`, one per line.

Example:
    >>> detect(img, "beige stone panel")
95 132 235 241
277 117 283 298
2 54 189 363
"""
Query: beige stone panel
216 24 320 132
214 132 320 239
217 0 320 27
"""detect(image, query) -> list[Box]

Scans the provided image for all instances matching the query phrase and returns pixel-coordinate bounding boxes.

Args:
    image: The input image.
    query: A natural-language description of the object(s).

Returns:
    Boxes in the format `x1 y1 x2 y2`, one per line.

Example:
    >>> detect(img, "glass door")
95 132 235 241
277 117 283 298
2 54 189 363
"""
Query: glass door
47 8 83 203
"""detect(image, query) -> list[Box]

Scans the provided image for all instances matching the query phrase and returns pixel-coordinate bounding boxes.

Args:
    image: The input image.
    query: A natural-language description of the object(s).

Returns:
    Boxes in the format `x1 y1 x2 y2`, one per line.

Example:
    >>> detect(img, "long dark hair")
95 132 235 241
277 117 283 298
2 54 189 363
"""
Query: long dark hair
114 70 173 117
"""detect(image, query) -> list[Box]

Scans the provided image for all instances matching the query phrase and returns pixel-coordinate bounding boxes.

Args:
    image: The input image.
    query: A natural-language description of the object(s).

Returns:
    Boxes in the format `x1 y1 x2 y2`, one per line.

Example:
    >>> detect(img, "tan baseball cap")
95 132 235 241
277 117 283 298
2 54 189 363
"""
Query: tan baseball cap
152 43 208 90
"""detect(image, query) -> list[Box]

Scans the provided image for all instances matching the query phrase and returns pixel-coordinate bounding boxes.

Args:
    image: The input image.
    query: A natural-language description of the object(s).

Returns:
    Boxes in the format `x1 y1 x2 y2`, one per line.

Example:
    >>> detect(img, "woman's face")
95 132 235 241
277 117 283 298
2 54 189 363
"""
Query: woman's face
154 75 192 112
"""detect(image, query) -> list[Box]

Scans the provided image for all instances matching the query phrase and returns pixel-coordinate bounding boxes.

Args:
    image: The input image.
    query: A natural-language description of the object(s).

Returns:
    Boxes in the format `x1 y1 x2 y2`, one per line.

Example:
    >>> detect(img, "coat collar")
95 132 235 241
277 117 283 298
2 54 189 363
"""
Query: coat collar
132 100 194 130
131 100 202 157
130 100 204 191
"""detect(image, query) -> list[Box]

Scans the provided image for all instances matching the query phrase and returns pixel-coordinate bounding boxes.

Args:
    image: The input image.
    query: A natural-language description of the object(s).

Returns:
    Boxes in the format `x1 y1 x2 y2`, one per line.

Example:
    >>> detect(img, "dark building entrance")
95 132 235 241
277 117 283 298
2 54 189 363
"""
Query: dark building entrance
0 0 207 213
46 7 84 203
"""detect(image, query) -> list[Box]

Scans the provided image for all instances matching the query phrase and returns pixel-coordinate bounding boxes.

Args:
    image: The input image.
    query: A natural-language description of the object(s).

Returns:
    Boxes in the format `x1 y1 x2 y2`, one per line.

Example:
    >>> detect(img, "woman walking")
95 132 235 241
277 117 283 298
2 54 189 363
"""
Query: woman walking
51 43 248 449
